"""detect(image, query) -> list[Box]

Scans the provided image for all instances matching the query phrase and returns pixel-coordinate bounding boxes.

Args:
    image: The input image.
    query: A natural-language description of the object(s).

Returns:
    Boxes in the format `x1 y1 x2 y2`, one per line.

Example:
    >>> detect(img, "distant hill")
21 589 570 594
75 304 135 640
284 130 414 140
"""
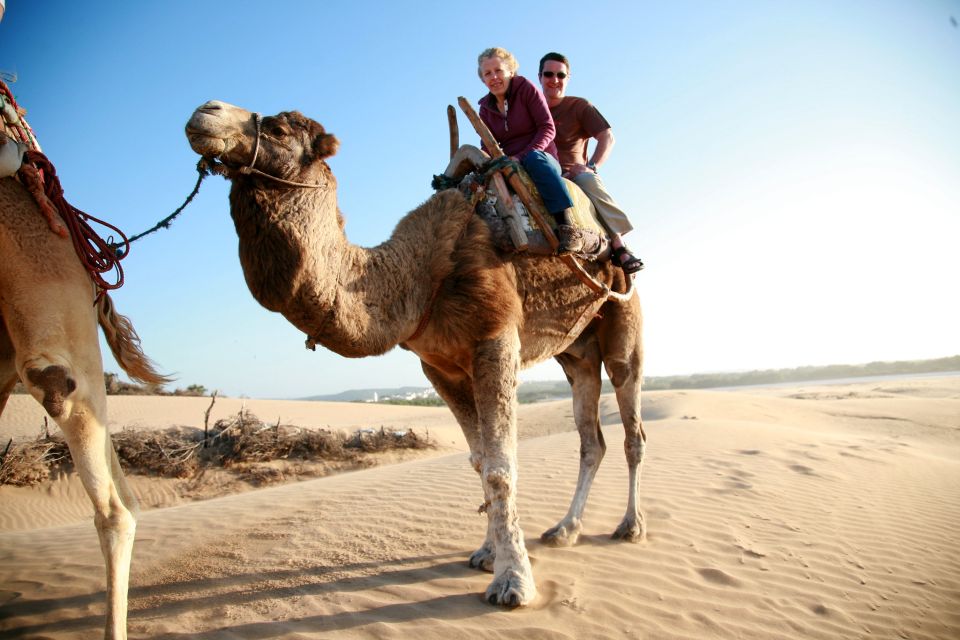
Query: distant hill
301 355 960 404
300 386 438 403
641 354 960 391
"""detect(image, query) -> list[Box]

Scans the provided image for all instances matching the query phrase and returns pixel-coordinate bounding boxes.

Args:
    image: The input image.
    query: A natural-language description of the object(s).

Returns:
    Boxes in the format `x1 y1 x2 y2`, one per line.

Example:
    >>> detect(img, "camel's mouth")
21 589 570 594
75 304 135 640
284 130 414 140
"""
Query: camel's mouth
185 130 227 158
185 100 249 159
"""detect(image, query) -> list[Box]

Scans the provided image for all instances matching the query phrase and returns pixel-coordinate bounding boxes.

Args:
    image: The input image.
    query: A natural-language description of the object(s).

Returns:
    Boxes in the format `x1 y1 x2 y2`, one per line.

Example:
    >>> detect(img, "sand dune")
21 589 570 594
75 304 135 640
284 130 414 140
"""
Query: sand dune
1 376 959 638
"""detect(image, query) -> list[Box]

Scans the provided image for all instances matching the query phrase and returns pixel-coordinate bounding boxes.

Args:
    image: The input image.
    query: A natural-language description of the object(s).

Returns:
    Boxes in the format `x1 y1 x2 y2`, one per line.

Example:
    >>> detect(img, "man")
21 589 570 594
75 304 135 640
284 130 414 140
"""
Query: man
539 52 644 273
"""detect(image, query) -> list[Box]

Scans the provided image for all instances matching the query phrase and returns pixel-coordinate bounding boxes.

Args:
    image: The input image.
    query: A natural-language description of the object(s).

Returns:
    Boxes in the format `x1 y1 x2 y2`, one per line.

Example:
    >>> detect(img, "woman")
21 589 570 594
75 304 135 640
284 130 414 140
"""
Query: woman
476 47 582 254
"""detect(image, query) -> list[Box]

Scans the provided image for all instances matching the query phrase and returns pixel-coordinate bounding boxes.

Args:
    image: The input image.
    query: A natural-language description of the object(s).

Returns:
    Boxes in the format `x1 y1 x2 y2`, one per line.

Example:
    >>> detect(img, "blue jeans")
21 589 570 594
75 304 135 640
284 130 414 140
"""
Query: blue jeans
520 150 573 215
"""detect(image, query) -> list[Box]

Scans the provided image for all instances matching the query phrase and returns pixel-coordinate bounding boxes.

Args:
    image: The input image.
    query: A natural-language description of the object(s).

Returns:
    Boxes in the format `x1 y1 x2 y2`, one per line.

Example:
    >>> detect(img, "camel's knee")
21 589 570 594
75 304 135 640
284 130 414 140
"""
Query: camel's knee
625 431 646 465
581 435 606 468
95 502 137 536
94 501 138 557
605 358 639 389
482 465 515 500
25 364 77 418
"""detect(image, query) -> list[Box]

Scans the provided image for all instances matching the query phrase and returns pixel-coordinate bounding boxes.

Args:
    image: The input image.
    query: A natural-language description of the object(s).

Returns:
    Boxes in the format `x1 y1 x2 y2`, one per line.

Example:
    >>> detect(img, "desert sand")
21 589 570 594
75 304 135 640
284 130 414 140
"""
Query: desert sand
1 375 958 639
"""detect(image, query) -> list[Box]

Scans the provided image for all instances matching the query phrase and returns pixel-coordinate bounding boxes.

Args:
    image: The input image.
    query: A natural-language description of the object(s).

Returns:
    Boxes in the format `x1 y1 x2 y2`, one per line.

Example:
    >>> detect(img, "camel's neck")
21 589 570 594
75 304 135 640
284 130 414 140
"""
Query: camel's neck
229 182 455 358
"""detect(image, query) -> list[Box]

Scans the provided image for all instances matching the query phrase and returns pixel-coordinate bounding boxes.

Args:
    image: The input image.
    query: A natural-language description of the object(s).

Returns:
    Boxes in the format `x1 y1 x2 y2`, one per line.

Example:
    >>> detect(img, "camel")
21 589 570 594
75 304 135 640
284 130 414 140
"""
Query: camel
0 167 168 639
185 100 646 607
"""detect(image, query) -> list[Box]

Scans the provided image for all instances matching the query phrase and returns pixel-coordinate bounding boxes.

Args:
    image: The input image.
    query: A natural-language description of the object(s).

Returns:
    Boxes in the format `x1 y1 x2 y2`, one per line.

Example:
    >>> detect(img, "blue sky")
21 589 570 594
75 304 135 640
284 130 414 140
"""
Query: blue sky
1 1 958 398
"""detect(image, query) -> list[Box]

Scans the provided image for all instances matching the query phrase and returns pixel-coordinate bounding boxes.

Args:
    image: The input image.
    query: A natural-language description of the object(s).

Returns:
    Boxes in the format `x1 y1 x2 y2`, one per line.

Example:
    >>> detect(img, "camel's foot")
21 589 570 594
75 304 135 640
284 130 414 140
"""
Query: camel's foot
485 566 537 608
612 513 646 542
540 520 582 547
469 544 496 572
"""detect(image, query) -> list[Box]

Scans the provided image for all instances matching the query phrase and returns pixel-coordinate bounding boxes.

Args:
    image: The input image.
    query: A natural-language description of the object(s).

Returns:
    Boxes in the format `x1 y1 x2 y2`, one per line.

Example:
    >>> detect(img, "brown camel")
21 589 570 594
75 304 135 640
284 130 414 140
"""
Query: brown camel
185 100 646 607
0 172 168 639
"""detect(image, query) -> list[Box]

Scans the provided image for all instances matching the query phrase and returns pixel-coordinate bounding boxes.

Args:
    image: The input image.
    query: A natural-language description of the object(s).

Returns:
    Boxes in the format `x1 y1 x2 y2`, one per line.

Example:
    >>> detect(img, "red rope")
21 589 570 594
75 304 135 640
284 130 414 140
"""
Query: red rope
0 79 41 151
20 149 128 294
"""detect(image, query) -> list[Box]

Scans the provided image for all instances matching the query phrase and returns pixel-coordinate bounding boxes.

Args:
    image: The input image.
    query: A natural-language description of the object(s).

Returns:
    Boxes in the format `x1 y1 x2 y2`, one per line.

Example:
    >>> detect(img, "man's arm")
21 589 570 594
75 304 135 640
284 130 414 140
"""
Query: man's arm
567 127 615 177
589 128 615 170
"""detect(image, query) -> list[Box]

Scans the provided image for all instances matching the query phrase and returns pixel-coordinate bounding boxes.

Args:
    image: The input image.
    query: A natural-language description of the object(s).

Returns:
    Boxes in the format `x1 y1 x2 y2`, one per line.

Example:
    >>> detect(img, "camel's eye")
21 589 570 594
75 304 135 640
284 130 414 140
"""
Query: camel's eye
271 125 289 137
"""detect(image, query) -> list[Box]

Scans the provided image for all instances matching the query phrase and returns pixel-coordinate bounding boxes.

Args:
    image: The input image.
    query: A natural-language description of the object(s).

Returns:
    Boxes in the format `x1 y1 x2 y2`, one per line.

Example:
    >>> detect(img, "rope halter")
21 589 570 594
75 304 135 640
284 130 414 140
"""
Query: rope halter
233 112 326 189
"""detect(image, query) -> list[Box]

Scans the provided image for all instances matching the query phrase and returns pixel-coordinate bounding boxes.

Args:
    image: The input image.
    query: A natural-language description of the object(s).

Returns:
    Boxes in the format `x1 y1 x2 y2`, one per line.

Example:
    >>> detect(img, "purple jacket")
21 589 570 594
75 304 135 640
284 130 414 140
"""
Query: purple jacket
478 75 559 160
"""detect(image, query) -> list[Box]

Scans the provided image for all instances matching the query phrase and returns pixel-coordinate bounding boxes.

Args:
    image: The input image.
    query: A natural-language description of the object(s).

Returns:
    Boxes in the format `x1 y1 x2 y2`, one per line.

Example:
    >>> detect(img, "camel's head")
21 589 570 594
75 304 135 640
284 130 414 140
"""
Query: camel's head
185 100 339 183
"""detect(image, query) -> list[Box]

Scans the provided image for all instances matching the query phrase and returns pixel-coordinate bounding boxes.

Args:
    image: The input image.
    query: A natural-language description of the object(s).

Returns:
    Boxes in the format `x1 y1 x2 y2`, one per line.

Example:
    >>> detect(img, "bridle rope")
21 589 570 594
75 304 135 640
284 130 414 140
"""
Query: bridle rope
123 112 329 255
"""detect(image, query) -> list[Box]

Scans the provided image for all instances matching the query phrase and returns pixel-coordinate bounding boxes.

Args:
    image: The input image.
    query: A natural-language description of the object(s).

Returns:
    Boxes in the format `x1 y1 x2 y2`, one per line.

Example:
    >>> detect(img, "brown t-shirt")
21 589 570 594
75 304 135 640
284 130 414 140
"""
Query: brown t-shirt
549 96 611 173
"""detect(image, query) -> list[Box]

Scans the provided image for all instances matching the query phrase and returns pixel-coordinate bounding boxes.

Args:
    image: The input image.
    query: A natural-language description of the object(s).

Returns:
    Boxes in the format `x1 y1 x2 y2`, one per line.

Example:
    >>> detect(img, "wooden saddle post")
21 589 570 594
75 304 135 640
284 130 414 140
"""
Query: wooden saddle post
449 104 529 250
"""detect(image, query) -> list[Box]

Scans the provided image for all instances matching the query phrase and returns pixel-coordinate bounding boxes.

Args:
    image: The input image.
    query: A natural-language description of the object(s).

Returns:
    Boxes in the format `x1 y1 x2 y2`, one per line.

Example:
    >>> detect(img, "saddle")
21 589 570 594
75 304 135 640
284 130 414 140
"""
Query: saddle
435 144 610 259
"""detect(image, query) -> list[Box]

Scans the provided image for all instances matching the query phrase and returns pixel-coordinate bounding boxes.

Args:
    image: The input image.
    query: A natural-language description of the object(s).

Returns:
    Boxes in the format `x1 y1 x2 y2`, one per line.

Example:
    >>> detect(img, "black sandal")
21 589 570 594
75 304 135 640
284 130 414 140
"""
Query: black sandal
611 245 645 274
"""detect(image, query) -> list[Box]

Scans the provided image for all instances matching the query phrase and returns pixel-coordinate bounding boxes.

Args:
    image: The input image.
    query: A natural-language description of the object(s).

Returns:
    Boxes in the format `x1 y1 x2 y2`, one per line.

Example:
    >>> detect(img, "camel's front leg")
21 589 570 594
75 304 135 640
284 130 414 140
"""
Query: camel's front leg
473 331 535 607
420 361 495 571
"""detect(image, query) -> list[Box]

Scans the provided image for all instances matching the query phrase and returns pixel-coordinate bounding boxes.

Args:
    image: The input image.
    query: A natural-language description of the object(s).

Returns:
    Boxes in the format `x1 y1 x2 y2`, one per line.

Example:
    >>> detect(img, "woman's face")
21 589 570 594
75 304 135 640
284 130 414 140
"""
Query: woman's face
480 56 513 100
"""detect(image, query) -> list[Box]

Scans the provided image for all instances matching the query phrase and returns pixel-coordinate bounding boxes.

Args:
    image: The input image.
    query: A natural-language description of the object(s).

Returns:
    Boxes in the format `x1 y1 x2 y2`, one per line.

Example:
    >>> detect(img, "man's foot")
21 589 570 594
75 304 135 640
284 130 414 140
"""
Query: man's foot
611 245 644 274
556 224 585 255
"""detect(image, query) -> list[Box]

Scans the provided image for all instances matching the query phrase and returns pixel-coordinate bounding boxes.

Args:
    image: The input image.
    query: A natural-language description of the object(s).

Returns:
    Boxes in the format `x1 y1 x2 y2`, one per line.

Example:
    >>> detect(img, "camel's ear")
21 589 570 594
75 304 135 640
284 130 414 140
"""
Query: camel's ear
313 133 340 159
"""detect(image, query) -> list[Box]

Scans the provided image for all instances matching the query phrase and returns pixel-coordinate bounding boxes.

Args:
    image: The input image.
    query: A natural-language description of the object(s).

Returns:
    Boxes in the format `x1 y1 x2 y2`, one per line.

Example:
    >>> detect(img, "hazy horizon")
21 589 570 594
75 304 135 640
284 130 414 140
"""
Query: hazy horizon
171 354 960 399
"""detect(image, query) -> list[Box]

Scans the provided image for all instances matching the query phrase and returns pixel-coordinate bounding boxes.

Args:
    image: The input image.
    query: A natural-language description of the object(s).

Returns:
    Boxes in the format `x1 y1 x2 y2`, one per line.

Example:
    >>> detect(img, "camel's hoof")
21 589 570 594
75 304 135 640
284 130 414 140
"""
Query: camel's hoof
612 516 645 542
469 545 496 572
485 568 536 608
540 523 580 547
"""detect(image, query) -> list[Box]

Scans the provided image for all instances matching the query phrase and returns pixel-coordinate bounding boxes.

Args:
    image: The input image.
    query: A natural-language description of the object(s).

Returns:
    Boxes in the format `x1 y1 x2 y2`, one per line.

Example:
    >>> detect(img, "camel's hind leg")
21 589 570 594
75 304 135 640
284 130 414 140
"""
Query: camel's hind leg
59 402 139 640
599 300 646 542
11 297 138 640
421 361 496 572
541 336 606 547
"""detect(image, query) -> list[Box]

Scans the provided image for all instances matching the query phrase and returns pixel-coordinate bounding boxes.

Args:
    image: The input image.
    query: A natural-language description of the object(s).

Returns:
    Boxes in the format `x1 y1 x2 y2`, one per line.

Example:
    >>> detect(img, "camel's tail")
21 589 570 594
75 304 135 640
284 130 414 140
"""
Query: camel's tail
96 293 172 386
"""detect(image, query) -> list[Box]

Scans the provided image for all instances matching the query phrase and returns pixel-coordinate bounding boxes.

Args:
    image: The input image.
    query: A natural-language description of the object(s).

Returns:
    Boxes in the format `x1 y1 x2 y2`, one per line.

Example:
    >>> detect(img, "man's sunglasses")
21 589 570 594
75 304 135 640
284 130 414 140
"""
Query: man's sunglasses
541 71 568 79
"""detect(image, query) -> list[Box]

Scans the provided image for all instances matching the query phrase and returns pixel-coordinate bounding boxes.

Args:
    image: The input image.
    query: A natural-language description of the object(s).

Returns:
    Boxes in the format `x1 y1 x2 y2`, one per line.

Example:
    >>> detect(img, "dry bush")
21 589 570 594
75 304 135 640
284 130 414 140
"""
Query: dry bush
112 427 203 478
205 412 354 464
346 427 435 453
0 410 435 488
0 437 71 486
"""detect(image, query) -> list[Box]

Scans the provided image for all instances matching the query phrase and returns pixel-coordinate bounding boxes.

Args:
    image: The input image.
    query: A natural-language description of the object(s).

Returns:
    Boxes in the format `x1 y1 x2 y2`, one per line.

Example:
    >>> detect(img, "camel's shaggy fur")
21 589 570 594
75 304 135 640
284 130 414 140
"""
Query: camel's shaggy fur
0 175 168 639
185 101 646 608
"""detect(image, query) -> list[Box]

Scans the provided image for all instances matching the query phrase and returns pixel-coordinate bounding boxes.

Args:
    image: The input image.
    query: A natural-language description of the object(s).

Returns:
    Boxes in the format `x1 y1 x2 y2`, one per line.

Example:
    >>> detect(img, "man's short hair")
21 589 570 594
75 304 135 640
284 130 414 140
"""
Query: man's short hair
539 52 570 75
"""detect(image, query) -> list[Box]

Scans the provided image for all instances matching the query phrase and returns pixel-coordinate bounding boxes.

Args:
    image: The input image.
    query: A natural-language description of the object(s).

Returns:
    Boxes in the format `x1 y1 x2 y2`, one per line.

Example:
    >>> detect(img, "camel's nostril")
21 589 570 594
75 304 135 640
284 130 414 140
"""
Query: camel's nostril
199 100 224 114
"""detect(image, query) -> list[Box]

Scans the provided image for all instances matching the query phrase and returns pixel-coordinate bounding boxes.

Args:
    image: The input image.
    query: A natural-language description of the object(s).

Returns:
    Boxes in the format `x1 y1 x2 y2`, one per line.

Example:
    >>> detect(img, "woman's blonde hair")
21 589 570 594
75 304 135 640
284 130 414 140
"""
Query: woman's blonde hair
477 47 519 77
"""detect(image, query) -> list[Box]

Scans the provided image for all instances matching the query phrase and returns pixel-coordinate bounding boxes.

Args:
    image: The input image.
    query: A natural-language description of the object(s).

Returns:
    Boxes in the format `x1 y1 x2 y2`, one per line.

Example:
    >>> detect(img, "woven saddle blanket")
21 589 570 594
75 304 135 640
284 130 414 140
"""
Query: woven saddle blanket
437 145 610 258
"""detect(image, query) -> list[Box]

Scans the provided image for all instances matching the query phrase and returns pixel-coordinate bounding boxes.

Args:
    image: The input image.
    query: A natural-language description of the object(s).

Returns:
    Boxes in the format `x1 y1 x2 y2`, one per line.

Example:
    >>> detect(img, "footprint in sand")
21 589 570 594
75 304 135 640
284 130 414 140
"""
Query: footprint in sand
646 507 672 520
733 535 767 559
696 568 742 587
788 464 818 476
723 475 753 491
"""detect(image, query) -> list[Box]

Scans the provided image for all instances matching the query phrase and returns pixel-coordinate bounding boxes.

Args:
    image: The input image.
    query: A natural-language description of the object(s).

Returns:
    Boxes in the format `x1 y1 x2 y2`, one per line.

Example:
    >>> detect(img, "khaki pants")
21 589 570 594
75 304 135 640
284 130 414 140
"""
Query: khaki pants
573 171 634 236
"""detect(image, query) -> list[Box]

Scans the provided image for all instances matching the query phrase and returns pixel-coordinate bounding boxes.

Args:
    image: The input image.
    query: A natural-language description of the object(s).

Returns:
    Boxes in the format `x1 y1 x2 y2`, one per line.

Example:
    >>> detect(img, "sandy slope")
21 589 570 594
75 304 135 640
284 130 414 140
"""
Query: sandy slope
1 376 959 639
